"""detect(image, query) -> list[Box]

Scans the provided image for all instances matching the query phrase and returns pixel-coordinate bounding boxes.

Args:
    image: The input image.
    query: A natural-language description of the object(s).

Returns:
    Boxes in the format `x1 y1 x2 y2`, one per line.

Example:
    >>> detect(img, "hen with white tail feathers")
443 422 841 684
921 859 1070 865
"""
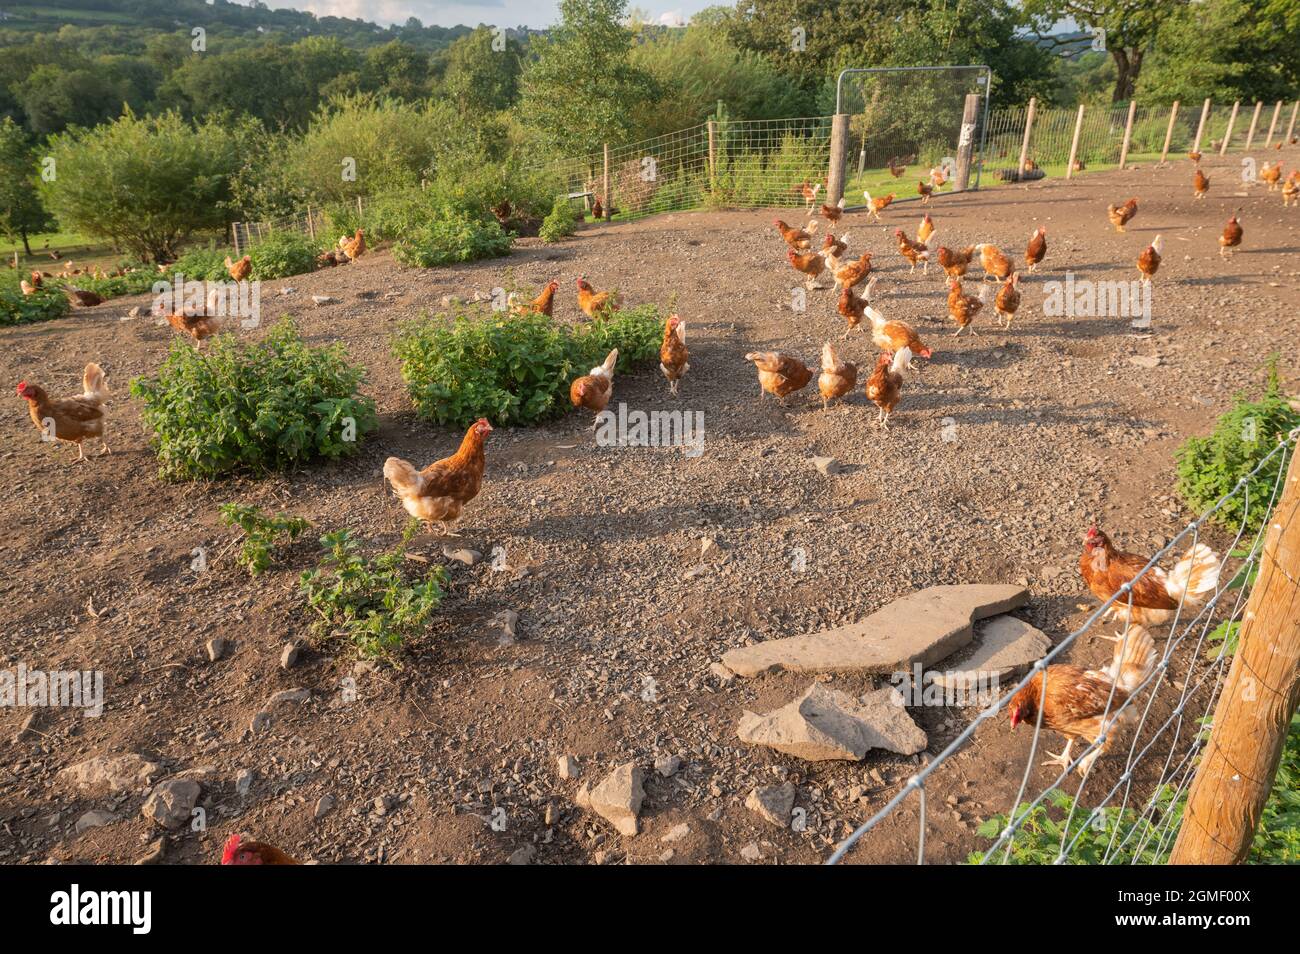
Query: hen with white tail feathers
1079 526 1221 626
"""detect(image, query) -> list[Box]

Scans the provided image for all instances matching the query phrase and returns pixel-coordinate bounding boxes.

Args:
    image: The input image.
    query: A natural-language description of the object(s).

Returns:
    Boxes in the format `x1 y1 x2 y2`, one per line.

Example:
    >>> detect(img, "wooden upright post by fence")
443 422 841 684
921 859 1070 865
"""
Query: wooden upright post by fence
305 205 315 241
231 224 241 258
954 93 981 192
1170 441 1300 865
706 120 717 183
825 113 850 208
1245 101 1263 149
1065 104 1086 179
1159 101 1179 165
1016 97 1037 179
1220 101 1240 155
1287 100 1300 144
1192 98 1211 154
1118 99 1138 169
602 143 610 221
1264 100 1283 147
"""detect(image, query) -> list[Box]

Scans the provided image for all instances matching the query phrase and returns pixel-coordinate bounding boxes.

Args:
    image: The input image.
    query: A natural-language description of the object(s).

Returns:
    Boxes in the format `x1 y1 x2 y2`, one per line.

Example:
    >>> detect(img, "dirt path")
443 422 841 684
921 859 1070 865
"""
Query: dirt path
2 154 1297 865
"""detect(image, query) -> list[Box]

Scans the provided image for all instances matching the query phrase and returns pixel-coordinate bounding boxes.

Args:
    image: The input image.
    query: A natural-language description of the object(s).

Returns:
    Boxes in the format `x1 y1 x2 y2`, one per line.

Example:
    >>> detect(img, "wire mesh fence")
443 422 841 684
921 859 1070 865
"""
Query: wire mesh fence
827 428 1299 865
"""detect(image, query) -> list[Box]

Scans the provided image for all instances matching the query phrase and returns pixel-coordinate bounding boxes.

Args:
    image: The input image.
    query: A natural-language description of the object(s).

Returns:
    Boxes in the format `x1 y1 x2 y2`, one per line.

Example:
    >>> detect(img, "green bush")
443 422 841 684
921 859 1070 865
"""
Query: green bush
0 274 69 326
392 303 663 429
60 267 160 301
539 196 579 243
219 503 310 576
1175 360 1299 536
300 525 446 661
129 319 377 480
248 231 322 279
392 209 512 268
172 245 234 282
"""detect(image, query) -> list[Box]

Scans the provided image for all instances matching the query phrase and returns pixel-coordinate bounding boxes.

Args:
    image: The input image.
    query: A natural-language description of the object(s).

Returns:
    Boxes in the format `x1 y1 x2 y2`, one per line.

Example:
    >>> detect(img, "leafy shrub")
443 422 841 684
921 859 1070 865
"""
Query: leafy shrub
60 267 160 301
172 245 233 282
392 209 512 268
539 196 579 243
1175 360 1299 535
300 524 446 661
248 231 321 279
0 274 69 326
392 303 663 429
130 319 377 480
1252 714 1300 863
219 503 310 576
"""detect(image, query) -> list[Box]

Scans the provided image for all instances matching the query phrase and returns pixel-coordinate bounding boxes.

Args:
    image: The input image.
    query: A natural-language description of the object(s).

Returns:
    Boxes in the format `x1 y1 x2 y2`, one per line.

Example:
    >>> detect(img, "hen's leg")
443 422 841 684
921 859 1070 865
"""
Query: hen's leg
1041 739 1074 771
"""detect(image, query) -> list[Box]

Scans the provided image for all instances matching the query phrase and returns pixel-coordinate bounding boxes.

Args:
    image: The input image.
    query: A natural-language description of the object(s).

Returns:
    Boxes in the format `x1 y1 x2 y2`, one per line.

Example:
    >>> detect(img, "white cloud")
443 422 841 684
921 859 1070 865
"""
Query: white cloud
283 0 714 30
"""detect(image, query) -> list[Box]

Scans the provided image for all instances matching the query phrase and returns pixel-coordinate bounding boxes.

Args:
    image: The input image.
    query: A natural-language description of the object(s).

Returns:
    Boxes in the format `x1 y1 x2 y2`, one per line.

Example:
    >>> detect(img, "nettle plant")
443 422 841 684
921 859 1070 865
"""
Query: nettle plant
130 319 377 480
219 503 310 576
392 303 664 429
300 522 447 661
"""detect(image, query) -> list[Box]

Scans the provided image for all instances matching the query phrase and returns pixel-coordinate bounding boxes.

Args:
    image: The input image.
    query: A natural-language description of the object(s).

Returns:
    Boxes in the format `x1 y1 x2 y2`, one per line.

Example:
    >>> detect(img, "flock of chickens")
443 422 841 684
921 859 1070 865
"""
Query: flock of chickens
11 145 1289 861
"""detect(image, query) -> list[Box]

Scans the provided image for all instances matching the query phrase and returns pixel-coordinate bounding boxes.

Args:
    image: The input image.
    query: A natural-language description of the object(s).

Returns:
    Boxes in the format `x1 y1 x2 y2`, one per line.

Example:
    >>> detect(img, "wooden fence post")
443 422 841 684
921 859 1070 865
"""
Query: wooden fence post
602 143 611 220
954 93 981 192
1287 100 1300 145
306 205 315 242
706 120 717 183
1016 97 1037 180
1264 100 1283 148
1170 440 1300 864
1066 104 1086 179
1118 99 1138 169
1159 101 1179 166
232 223 241 258
1192 98 1211 154
1245 101 1263 149
1220 101 1240 155
825 113 850 207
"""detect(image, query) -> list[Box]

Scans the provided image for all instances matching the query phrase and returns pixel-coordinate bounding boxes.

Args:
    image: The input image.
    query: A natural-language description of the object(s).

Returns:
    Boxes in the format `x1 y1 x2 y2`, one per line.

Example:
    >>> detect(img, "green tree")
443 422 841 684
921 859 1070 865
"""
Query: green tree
518 0 659 156
442 27 524 115
1022 0 1185 102
361 41 433 101
0 118 55 256
41 109 246 262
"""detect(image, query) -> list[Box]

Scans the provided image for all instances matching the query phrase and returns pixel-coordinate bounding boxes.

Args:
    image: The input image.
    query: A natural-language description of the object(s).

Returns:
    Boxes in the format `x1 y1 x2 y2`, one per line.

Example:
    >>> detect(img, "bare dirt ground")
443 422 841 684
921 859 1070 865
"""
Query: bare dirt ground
2 153 1298 866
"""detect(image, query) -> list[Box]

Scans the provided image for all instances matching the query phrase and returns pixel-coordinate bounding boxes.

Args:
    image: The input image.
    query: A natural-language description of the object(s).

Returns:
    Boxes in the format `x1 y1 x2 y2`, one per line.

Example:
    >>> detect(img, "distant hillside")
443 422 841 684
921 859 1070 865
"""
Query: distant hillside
0 0 482 50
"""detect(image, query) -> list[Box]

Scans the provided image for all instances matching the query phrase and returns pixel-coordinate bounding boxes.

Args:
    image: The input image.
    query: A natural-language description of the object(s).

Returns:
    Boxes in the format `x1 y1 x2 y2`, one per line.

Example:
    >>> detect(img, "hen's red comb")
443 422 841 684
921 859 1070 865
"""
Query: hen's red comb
222 833 241 864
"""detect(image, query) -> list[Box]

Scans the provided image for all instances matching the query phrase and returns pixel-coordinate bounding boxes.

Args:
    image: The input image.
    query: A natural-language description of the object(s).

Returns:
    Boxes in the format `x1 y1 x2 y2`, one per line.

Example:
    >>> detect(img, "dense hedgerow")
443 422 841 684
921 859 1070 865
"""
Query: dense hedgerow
130 319 377 480
392 304 664 429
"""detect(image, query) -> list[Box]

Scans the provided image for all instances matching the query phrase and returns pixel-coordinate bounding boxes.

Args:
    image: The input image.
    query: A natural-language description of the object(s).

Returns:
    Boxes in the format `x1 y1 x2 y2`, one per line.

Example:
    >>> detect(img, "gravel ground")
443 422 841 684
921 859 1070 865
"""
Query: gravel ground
2 152 1297 865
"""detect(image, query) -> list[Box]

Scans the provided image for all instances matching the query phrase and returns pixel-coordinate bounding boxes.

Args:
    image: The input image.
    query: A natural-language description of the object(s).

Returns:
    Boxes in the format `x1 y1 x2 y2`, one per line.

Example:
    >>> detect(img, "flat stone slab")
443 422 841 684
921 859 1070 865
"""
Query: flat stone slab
576 763 645 836
737 683 927 762
722 584 1029 678
930 616 1051 694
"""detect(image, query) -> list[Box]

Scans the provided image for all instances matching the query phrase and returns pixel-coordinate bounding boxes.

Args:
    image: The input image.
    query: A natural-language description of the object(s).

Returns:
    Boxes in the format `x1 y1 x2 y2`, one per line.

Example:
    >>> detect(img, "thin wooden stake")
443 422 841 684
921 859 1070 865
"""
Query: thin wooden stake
1245 101 1263 149
1066 104 1086 179
1171 441 1300 864
602 143 610 221
1159 101 1179 166
1287 100 1300 145
1219 101 1240 155
1118 99 1138 169
1016 97 1037 180
706 120 717 184
1192 98 1211 154
1264 100 1283 147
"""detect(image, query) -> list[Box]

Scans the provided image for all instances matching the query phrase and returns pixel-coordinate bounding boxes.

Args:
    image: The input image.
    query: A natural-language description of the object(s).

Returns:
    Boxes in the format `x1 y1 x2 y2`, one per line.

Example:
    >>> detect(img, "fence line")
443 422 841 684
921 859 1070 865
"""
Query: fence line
827 428 1299 865
227 98 1300 249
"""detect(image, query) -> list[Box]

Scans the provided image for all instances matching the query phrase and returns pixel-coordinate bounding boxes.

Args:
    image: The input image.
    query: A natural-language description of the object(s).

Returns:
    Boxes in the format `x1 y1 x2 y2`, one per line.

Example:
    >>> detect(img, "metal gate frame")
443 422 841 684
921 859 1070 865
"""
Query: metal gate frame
834 65 993 192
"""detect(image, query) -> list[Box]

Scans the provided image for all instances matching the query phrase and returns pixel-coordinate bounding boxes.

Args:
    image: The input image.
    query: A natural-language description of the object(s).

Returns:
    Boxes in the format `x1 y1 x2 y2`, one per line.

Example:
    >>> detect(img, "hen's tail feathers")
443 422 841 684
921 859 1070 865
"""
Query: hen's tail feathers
806 220 819 234
890 347 913 375
382 457 424 498
81 363 109 405
1167 543 1221 604
592 348 618 378
1105 625 1157 694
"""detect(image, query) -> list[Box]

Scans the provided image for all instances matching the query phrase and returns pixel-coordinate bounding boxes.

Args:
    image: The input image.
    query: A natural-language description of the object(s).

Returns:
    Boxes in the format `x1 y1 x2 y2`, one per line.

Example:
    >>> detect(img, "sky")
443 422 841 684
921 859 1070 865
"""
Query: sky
289 0 706 30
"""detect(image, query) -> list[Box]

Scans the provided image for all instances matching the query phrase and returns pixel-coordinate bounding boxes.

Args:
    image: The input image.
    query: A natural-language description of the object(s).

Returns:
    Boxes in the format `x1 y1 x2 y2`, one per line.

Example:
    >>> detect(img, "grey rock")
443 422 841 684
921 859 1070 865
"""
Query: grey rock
13 711 40 743
737 683 927 762
709 661 736 686
575 763 645 837
314 795 336 820
493 609 519 645
556 755 580 780
740 842 762 861
442 546 481 566
235 769 254 797
373 794 398 816
267 688 311 706
280 642 303 670
311 295 338 306
507 844 536 865
660 822 690 843
205 637 231 662
1129 355 1161 368
249 711 272 734
746 783 797 827
654 755 681 777
722 584 1029 678
142 779 201 830
929 616 1051 695
74 809 119 835
60 754 162 794
811 455 841 476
